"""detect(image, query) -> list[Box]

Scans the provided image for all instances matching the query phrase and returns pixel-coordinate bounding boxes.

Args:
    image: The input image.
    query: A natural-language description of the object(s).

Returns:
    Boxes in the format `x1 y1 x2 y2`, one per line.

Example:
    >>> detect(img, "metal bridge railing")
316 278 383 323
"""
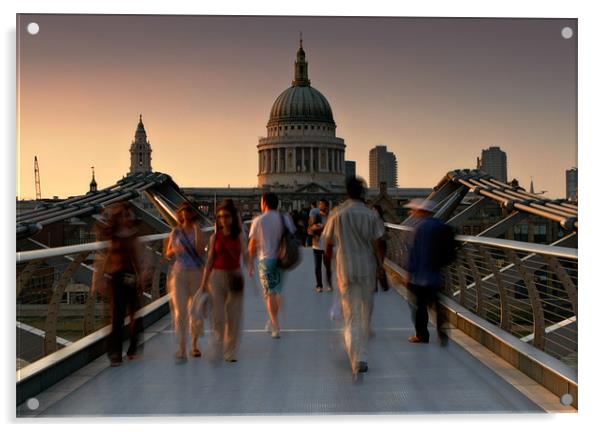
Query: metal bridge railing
384 222 578 370
16 228 215 371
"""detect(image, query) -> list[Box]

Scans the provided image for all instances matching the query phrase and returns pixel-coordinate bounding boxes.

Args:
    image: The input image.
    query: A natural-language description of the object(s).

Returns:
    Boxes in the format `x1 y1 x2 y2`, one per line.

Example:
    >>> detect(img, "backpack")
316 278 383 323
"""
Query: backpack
436 223 457 267
277 212 301 269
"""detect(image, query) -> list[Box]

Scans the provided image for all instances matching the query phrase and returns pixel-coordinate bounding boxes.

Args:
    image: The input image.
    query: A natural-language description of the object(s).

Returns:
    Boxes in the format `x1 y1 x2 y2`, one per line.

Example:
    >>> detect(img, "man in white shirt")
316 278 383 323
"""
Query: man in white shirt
248 192 296 338
323 177 385 376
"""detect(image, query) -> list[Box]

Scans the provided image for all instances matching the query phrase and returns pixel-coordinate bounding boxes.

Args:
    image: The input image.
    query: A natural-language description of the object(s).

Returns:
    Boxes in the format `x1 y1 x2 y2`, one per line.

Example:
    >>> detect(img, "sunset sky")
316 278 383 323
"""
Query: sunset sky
16 14 577 199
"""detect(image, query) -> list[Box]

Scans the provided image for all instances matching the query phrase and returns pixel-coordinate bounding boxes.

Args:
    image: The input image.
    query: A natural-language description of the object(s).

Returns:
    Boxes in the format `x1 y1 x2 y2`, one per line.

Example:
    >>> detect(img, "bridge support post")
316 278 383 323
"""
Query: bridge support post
506 249 546 350
17 259 43 297
456 251 469 309
44 252 88 355
465 250 484 316
546 256 578 318
478 245 511 331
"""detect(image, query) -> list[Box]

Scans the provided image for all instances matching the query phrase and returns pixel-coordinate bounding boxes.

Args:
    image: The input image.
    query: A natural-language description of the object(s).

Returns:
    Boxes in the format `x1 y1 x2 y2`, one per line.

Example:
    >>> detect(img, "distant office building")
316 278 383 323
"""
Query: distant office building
369 145 398 188
477 146 507 183
566 167 578 202
345 161 356 179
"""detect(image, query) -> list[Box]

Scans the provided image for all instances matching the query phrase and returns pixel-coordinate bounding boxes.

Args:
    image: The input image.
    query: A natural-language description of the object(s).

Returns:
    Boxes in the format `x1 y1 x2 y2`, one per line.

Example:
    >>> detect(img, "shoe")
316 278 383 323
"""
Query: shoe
325 285 333 292
315 286 323 293
271 329 280 339
110 359 123 367
264 320 273 333
408 335 429 344
224 357 238 363
357 361 368 373
127 353 139 360
438 333 449 347
175 351 188 363
191 348 202 358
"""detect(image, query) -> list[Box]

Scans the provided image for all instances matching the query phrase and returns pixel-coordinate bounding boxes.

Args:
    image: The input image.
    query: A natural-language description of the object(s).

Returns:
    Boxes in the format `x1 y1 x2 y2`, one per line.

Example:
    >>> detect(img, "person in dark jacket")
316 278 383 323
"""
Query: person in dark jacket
402 199 449 346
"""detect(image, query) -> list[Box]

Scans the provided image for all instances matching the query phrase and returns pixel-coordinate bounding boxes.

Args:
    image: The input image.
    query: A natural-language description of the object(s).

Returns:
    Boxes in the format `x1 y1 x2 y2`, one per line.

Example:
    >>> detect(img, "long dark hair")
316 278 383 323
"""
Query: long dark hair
94 201 136 240
175 201 199 226
215 200 241 239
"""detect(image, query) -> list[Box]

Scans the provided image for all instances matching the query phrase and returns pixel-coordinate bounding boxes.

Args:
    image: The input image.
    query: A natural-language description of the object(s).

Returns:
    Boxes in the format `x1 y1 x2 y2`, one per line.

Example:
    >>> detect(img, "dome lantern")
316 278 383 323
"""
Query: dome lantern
292 32 310 87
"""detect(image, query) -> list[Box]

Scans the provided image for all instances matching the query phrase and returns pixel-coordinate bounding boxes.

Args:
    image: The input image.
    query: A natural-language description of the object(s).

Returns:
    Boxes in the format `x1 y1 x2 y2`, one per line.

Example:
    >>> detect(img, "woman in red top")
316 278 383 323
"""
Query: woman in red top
200 200 248 362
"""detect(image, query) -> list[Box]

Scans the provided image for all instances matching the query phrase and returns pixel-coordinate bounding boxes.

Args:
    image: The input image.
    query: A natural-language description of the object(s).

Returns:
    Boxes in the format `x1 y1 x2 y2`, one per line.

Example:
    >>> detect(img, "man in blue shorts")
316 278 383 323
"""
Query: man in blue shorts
248 192 296 338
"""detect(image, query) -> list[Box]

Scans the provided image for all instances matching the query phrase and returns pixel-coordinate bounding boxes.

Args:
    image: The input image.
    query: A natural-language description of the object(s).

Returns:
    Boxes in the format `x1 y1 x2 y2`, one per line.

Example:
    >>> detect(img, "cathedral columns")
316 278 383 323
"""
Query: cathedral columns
335 149 339 173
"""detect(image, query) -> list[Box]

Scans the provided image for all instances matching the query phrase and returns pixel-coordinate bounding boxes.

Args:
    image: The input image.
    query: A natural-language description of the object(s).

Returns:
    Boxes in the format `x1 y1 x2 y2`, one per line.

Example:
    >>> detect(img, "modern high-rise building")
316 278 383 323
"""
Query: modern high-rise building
129 115 153 174
566 167 578 202
345 161 356 179
477 146 507 183
369 145 398 188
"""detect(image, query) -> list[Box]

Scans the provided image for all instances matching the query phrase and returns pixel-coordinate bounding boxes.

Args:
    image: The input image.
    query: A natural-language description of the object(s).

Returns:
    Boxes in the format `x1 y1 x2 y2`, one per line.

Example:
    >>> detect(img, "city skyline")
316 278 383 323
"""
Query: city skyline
17 15 576 199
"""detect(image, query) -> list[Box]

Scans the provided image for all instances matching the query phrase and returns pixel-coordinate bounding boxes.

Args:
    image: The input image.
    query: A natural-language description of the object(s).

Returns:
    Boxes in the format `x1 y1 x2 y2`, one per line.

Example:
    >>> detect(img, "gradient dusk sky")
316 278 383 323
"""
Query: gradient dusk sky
16 14 577 199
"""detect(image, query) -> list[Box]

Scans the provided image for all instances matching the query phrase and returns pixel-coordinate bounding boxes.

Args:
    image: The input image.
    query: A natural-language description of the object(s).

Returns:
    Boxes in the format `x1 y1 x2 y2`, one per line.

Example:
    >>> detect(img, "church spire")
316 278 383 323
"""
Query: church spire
130 114 152 174
292 33 310 87
89 166 98 193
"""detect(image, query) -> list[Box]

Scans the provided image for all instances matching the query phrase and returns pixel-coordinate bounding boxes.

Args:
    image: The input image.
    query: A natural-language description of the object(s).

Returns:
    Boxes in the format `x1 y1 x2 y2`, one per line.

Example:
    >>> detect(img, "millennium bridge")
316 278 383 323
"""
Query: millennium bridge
16 170 577 416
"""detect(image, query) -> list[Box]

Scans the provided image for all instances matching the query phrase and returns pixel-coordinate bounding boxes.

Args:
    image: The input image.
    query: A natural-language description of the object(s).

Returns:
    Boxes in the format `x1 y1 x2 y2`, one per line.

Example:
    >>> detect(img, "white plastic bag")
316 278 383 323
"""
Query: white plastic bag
191 290 211 321
329 289 343 321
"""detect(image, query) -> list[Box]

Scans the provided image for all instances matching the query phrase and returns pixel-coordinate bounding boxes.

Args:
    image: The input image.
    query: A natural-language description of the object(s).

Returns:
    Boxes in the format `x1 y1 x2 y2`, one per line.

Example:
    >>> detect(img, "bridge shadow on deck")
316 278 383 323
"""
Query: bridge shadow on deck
26 248 542 416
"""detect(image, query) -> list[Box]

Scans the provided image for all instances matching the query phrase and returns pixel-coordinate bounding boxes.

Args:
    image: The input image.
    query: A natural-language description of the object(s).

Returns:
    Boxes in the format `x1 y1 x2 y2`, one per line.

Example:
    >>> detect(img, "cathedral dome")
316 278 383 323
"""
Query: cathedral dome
267 36 335 126
269 85 334 124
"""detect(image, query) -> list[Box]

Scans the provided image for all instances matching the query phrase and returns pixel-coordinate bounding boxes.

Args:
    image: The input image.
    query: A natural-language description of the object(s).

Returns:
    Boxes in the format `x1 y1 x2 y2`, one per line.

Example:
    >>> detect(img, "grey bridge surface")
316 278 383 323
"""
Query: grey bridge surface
27 249 542 416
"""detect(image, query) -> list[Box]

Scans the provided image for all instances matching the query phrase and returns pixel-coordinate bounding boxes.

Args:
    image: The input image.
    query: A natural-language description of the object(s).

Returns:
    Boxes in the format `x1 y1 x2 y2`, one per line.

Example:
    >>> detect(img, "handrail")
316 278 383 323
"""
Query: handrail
16 226 215 264
384 222 577 260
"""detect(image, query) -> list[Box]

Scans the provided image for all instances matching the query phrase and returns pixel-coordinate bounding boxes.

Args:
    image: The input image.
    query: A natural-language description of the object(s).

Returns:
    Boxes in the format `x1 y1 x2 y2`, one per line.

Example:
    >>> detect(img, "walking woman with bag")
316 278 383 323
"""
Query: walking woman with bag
165 202 206 361
200 200 248 362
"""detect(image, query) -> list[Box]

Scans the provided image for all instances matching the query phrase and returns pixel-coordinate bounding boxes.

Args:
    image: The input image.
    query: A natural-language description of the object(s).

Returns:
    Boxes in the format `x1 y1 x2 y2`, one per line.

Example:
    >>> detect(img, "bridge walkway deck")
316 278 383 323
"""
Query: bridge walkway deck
21 248 544 416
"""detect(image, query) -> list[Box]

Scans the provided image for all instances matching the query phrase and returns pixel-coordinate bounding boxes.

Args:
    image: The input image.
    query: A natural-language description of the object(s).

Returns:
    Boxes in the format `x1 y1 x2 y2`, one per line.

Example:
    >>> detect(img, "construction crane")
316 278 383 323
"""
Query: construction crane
34 156 41 200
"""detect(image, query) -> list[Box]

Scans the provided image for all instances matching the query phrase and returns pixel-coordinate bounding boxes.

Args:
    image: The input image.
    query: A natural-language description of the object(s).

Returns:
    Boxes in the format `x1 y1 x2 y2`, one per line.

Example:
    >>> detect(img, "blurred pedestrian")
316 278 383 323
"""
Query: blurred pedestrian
401 199 449 346
372 204 389 292
200 200 248 362
291 210 307 246
92 201 149 367
308 198 332 293
323 177 385 376
248 192 296 339
307 201 319 247
165 202 206 361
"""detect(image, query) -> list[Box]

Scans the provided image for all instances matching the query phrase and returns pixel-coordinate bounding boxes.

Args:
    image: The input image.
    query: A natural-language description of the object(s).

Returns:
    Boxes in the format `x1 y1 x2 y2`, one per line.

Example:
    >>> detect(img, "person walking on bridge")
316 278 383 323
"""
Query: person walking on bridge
200 200 248 362
92 201 150 367
308 198 333 293
401 199 449 346
323 177 385 376
248 192 296 339
165 202 206 361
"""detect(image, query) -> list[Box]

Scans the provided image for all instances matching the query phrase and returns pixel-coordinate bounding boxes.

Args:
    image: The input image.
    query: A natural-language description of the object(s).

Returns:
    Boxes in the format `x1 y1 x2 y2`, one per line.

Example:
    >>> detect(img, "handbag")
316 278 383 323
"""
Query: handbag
277 212 301 269
227 270 244 293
